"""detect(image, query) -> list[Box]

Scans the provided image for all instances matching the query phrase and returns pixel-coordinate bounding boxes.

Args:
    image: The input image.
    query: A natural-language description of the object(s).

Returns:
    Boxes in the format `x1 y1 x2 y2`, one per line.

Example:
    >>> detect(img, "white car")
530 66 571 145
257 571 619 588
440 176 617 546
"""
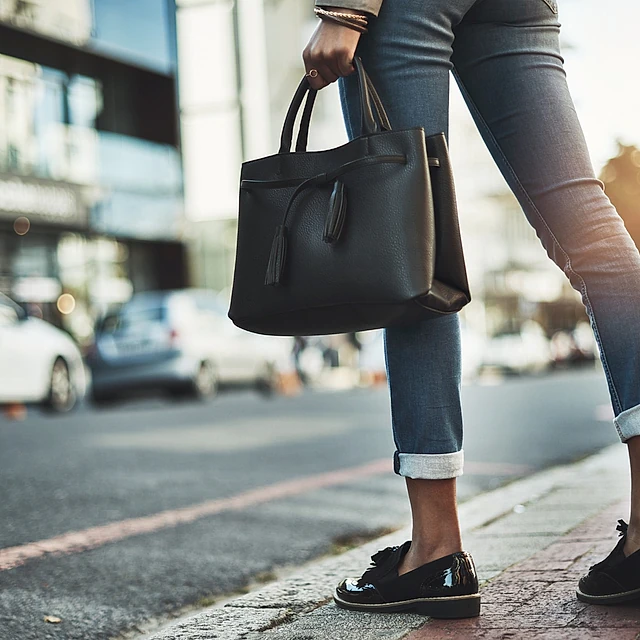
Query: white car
0 294 86 412
481 321 551 375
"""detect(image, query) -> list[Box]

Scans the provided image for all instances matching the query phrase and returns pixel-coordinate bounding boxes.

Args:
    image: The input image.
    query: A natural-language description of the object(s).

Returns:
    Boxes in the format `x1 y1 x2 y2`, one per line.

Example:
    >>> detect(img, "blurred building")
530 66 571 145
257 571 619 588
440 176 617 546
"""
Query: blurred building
0 0 185 343
177 0 340 296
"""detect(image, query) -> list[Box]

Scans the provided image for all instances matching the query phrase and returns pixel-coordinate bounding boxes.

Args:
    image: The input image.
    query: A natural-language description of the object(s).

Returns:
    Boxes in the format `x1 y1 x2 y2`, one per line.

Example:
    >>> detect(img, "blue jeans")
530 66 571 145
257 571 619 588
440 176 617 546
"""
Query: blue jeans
337 0 640 479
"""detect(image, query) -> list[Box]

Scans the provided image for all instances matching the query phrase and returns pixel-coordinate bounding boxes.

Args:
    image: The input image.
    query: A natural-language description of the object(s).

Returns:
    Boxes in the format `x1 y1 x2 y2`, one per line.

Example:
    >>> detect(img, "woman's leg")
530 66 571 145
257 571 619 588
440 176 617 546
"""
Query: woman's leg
627 438 640 555
338 0 476 568
400 478 463 574
451 0 640 577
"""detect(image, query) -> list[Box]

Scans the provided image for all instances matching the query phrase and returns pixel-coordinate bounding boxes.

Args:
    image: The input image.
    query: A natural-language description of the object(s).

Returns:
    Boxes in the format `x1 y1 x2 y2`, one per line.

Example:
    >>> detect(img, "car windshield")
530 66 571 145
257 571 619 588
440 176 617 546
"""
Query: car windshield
99 306 166 334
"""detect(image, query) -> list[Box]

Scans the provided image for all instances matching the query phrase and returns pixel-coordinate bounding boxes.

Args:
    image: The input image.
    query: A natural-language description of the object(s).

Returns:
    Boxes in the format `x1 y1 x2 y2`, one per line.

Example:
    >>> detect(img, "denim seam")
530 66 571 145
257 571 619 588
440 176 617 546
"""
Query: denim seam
382 328 402 452
452 68 623 417
540 0 559 14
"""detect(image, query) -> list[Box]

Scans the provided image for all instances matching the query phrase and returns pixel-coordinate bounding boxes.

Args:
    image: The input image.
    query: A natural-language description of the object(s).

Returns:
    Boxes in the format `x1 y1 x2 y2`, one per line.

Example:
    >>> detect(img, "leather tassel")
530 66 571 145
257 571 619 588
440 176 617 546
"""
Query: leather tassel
264 224 287 286
323 178 347 244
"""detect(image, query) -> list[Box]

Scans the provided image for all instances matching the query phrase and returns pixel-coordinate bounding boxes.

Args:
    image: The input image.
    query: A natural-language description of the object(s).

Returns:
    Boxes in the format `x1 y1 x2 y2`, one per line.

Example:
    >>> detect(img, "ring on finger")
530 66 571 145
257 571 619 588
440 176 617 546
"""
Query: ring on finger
305 69 319 78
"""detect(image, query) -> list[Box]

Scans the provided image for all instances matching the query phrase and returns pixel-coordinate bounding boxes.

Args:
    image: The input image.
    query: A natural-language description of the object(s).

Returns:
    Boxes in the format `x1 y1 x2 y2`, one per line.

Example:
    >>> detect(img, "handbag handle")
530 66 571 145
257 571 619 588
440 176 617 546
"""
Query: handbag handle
293 67 392 152
279 56 392 154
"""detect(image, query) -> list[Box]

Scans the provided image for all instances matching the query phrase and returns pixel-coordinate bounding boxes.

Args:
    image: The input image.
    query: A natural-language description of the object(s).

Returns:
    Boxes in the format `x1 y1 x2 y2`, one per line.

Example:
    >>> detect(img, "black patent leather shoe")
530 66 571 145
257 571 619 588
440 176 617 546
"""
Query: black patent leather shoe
334 541 480 618
576 520 640 605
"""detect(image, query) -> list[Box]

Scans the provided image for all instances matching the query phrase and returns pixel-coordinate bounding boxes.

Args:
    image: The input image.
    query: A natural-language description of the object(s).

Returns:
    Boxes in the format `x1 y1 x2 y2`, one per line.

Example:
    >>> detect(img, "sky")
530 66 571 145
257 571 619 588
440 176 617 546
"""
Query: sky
559 0 640 167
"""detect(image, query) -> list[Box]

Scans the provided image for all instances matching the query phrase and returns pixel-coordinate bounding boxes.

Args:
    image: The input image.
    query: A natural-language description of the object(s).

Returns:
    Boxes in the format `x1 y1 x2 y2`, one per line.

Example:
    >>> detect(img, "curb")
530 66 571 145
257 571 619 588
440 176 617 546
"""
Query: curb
142 444 630 640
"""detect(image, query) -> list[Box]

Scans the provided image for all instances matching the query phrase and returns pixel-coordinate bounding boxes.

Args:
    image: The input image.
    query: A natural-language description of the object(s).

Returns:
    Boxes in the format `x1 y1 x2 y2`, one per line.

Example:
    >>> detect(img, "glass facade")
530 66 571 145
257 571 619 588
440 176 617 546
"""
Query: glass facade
94 132 182 239
92 0 176 73
0 51 182 238
0 57 98 188
0 0 176 72
0 1 184 342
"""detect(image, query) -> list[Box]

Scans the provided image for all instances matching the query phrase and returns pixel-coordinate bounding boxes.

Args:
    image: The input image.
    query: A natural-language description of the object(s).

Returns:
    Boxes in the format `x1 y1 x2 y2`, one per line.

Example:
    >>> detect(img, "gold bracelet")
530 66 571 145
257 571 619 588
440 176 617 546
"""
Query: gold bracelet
314 7 368 22
316 12 368 33
314 7 368 21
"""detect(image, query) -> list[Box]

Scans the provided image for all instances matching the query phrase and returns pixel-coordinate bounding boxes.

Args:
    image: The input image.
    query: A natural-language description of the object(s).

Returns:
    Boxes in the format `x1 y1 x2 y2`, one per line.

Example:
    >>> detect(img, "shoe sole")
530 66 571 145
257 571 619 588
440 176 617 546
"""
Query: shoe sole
576 586 640 605
333 592 481 618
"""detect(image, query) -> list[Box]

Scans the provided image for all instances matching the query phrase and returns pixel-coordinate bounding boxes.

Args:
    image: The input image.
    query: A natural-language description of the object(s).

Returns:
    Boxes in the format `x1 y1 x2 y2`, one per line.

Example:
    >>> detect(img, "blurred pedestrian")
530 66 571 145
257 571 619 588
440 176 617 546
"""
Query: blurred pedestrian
304 0 640 618
292 336 309 383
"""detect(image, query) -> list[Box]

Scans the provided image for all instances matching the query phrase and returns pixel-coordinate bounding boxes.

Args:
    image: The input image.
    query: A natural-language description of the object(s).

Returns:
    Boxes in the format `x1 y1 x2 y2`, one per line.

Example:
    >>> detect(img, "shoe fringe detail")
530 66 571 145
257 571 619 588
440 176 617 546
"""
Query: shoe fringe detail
356 545 401 587
617 519 629 536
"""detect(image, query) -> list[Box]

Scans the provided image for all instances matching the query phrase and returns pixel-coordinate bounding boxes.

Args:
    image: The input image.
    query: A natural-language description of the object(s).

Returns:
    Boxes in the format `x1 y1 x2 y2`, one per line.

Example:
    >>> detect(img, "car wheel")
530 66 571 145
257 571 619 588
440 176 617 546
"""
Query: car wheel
191 361 219 400
43 357 76 413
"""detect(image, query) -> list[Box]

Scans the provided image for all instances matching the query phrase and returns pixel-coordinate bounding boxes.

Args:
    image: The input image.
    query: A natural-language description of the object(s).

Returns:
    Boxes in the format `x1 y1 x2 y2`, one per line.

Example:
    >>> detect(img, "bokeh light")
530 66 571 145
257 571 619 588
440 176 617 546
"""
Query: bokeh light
13 216 30 235
56 293 76 315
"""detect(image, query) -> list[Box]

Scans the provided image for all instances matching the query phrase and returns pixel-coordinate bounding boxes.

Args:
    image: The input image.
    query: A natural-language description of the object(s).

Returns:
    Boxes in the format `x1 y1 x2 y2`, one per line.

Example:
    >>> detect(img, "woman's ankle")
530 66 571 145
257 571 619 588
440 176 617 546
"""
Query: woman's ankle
398 538 463 575
624 521 640 556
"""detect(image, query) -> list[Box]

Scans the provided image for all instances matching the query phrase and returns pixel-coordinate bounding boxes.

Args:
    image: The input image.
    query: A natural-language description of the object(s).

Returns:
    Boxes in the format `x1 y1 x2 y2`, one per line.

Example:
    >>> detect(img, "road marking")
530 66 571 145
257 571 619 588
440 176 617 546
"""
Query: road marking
0 458 530 572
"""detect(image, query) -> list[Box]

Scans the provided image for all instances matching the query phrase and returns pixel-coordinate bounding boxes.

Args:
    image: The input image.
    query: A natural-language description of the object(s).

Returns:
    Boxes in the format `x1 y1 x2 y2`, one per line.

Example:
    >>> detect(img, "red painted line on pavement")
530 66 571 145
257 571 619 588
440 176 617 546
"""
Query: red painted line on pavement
0 459 390 572
0 458 528 572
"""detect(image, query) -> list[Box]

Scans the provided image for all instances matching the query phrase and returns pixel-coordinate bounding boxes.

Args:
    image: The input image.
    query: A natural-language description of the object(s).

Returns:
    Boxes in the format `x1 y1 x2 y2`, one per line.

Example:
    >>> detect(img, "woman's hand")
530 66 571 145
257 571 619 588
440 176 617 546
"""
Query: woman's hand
302 7 367 90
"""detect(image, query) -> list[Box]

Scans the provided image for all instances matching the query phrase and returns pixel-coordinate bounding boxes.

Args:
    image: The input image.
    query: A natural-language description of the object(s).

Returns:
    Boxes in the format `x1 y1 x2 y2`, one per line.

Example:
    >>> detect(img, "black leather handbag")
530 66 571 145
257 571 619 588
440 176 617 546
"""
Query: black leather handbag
228 56 470 336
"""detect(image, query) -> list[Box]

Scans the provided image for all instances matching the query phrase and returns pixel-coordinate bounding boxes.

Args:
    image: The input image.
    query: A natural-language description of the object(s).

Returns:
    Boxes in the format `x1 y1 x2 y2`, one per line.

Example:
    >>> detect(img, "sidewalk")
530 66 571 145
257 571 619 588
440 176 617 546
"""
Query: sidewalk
143 444 640 640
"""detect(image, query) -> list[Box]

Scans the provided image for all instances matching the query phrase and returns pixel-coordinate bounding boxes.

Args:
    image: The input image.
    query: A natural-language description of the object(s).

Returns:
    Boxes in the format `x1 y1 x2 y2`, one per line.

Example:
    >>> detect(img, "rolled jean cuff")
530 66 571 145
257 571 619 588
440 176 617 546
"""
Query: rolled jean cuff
613 404 640 442
393 450 464 479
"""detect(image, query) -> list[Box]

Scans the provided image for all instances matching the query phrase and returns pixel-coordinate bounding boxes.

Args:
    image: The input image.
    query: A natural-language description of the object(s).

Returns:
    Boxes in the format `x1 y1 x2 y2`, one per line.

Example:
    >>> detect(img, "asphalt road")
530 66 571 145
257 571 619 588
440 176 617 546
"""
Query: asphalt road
0 367 620 640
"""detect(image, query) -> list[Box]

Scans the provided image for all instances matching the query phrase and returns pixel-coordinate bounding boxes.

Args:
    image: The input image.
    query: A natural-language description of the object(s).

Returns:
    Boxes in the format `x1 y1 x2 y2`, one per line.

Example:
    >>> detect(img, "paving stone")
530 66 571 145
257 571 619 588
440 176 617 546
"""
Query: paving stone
246 629 410 640
476 570 502 584
570 605 640 629
479 578 551 605
476 507 598 537
305 603 424 624
464 533 555 571
503 569 584 582
247 606 425 640
568 501 630 540
411 613 579 631
516 581 588 616
513 540 596 571
146 607 292 640
405 626 640 639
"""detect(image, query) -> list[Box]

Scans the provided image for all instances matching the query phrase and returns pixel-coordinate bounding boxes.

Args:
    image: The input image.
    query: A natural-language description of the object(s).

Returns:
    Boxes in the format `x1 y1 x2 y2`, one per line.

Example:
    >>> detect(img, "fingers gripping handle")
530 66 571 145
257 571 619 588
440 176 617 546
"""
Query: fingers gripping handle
278 56 392 154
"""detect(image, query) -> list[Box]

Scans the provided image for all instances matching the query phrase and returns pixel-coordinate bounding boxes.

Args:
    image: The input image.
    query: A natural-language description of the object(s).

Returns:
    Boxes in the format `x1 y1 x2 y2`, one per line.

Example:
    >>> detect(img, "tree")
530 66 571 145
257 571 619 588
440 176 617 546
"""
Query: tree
600 142 640 249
